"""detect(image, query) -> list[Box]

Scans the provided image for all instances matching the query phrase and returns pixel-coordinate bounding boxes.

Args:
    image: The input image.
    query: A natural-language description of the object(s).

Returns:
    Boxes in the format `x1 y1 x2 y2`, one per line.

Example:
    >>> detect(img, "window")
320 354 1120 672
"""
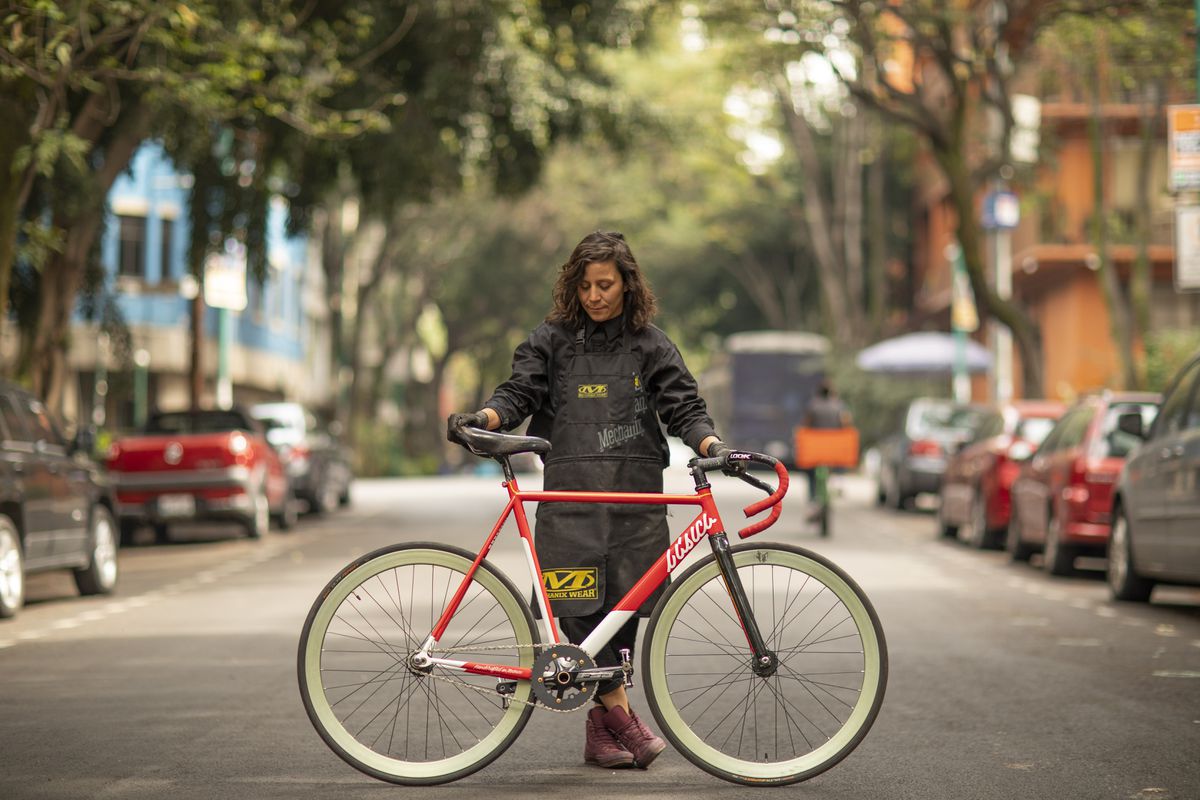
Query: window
24 398 64 449
117 214 147 278
1152 360 1200 439
160 218 174 278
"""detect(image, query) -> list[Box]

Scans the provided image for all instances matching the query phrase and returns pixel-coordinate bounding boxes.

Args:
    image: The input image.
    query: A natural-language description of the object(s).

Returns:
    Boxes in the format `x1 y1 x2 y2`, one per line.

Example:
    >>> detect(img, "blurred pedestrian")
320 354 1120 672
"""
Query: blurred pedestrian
447 230 741 769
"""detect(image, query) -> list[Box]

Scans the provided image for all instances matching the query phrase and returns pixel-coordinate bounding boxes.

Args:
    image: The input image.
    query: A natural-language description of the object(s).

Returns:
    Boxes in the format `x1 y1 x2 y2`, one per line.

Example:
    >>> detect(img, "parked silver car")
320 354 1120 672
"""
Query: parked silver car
1108 352 1200 601
250 403 353 515
875 397 994 510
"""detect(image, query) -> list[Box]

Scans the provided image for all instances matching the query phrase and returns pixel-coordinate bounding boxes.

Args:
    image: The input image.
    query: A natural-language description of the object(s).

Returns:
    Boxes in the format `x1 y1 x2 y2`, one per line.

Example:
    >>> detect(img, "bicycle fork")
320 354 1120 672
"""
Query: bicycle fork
709 532 778 678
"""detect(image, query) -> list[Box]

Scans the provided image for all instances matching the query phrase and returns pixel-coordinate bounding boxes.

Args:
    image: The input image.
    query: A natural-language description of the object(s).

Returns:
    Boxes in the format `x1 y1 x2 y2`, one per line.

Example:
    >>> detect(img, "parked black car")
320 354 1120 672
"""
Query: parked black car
0 383 118 618
249 403 352 514
875 397 994 510
1108 351 1200 601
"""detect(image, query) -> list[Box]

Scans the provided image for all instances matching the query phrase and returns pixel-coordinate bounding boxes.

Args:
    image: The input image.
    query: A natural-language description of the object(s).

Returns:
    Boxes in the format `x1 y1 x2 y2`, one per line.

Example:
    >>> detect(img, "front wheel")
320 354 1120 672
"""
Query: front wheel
298 543 538 785
643 543 888 786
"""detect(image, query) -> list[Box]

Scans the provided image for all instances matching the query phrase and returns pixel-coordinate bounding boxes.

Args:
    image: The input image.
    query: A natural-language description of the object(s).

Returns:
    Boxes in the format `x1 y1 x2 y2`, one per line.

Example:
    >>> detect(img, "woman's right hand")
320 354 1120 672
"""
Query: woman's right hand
446 411 489 443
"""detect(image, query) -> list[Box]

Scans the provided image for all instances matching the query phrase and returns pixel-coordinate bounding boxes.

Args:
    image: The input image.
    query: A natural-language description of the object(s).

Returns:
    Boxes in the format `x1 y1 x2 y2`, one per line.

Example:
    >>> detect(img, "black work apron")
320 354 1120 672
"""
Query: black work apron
534 326 667 618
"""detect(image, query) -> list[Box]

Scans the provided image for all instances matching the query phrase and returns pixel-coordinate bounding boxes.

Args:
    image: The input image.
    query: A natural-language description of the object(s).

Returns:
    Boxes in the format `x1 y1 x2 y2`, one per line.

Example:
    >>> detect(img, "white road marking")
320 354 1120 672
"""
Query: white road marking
1152 671 1200 679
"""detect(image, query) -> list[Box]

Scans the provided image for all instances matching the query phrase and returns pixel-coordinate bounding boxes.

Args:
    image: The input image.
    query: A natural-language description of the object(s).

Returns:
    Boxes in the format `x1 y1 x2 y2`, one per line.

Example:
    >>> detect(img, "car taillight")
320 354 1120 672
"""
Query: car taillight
229 432 249 455
909 439 942 457
1062 458 1089 504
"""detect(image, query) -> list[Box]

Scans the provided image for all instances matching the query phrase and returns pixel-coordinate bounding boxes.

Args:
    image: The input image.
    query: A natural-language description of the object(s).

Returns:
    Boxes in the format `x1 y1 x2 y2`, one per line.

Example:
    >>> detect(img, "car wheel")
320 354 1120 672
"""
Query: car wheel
1043 512 1075 576
245 483 269 539
273 487 298 532
313 479 340 516
338 482 351 508
1006 510 1033 563
74 506 119 596
1108 506 1153 602
0 517 24 619
153 523 171 545
967 492 993 549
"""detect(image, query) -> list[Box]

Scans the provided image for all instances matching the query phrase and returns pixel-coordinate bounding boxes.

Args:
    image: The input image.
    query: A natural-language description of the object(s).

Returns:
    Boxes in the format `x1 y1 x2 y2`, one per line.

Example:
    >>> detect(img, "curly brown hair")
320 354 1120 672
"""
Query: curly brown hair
547 231 658 331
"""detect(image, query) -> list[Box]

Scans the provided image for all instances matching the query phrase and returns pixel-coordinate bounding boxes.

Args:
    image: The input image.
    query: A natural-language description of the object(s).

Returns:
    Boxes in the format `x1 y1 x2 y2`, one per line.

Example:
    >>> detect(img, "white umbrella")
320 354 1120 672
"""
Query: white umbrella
855 331 992 375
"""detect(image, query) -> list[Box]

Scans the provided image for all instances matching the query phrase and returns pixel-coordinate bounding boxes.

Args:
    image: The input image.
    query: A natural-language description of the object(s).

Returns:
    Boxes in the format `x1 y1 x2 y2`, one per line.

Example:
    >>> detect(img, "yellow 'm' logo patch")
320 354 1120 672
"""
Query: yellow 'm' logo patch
577 384 608 398
542 568 599 600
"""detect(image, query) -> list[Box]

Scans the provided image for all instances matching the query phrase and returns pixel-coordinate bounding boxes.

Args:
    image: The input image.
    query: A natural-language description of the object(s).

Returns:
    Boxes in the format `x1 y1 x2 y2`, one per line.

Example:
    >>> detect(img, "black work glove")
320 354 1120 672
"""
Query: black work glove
707 441 746 476
447 411 489 444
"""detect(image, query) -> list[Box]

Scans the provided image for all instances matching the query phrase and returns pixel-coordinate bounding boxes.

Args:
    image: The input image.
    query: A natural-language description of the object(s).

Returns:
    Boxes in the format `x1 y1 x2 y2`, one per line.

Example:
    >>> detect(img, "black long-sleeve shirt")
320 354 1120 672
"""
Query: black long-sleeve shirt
484 318 717 463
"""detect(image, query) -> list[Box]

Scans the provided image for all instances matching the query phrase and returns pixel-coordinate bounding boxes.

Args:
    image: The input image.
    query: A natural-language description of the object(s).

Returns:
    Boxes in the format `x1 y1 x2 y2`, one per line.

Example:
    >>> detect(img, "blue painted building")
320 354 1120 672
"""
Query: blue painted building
68 142 332 428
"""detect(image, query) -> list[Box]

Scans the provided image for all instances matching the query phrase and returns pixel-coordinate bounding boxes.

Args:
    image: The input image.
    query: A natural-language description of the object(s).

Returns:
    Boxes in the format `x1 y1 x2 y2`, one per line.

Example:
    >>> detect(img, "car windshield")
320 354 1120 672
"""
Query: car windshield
1015 416 1057 446
145 411 253 434
1094 402 1158 459
910 402 990 438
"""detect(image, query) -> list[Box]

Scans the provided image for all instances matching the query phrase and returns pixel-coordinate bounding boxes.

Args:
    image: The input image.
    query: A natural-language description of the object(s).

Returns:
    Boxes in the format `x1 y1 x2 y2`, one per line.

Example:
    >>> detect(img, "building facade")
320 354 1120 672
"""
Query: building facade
66 142 333 430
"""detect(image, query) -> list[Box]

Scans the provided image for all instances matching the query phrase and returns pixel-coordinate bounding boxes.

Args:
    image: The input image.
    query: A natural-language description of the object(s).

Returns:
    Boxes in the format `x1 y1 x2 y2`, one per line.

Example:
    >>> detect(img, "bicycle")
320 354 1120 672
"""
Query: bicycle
297 424 887 787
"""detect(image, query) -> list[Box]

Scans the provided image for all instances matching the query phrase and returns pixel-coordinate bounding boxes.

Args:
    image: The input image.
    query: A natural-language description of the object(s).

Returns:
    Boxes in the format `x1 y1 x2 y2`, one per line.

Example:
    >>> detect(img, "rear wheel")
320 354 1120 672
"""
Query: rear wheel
273 487 299 531
1006 510 1033 562
245 483 269 539
966 492 994 549
1108 507 1153 602
643 543 887 786
298 543 538 785
0 517 24 618
1043 513 1075 576
74 506 119 596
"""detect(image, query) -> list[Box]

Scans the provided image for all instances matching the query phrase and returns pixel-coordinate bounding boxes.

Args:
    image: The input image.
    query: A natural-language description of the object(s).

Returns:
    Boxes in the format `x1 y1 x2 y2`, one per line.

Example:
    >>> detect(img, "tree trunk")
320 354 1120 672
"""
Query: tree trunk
27 104 150 411
1128 79 1161 389
190 293 205 409
346 228 393 446
841 103 867 339
866 115 888 336
1088 59 1136 390
0 82 38 334
936 146 1044 398
775 80 855 345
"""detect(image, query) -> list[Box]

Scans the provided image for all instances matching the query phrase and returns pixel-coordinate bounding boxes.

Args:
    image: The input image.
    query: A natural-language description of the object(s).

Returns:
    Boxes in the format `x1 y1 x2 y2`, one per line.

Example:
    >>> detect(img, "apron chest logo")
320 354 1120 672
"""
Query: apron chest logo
542 568 599 600
577 384 608 398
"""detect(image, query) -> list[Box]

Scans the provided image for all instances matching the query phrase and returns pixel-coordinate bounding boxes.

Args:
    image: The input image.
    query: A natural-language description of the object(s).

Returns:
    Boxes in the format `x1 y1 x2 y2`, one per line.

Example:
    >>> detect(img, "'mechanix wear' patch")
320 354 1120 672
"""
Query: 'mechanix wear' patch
542 568 599 600
577 384 608 398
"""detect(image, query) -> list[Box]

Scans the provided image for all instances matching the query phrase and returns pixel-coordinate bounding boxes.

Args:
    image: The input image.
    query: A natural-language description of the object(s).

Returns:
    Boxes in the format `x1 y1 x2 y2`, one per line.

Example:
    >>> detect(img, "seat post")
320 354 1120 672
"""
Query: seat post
499 456 516 483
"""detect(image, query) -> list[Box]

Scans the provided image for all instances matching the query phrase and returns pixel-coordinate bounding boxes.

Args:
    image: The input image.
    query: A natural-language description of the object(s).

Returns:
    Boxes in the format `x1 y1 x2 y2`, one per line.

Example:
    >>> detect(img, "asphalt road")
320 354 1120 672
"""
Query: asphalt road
1 469 1198 800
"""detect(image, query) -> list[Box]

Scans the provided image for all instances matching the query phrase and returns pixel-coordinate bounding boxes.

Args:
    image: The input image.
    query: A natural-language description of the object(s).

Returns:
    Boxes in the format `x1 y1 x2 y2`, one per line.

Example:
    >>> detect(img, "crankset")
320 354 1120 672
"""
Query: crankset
530 644 601 711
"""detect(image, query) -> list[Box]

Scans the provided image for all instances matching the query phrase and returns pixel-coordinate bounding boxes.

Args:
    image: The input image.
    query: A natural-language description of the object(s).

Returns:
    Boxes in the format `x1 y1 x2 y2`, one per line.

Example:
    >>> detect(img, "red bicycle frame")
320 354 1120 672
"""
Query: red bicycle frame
416 462 789 683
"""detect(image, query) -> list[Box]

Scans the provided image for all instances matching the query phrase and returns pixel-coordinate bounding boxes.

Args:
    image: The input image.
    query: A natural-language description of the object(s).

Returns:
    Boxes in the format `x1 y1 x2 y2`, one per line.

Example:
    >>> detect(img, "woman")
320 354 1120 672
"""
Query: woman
448 230 734 770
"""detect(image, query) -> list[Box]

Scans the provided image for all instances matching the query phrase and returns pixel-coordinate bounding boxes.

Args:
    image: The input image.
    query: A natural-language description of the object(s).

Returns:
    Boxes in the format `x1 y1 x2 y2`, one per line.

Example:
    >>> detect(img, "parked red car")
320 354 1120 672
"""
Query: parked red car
938 400 1065 548
107 408 293 544
1006 392 1159 575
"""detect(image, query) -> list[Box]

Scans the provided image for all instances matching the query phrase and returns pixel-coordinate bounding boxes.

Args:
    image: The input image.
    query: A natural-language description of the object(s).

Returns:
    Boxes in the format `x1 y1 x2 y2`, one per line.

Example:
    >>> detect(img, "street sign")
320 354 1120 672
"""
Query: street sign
982 190 1020 230
1174 205 1200 291
203 241 248 311
1168 105 1200 192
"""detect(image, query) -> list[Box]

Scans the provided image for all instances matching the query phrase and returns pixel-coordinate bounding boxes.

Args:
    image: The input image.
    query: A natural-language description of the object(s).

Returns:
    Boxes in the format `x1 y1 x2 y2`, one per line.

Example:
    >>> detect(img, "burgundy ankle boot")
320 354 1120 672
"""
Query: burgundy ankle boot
584 705 635 768
602 706 666 769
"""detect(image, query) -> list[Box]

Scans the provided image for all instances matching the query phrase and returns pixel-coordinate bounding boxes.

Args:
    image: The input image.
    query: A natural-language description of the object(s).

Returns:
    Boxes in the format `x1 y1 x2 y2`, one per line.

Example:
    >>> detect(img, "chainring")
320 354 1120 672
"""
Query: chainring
530 644 597 711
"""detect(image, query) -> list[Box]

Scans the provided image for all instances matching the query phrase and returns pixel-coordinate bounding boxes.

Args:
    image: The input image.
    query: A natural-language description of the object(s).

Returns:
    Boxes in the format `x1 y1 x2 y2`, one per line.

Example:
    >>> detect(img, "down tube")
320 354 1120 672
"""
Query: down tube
580 499 723 658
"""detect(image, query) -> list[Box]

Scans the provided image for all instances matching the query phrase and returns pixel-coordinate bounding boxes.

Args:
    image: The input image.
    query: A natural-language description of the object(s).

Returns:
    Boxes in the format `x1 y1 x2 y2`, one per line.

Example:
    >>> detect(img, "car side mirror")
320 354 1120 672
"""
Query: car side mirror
1008 441 1035 462
1115 412 1145 440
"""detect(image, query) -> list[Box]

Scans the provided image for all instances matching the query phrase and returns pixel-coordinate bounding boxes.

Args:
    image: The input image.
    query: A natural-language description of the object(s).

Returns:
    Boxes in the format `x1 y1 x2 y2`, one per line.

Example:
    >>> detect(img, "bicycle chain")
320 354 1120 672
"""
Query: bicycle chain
414 642 607 715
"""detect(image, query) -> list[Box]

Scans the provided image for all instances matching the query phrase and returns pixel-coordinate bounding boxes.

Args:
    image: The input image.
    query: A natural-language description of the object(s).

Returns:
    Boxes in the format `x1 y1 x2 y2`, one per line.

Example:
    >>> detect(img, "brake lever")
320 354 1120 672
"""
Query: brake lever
738 471 774 494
